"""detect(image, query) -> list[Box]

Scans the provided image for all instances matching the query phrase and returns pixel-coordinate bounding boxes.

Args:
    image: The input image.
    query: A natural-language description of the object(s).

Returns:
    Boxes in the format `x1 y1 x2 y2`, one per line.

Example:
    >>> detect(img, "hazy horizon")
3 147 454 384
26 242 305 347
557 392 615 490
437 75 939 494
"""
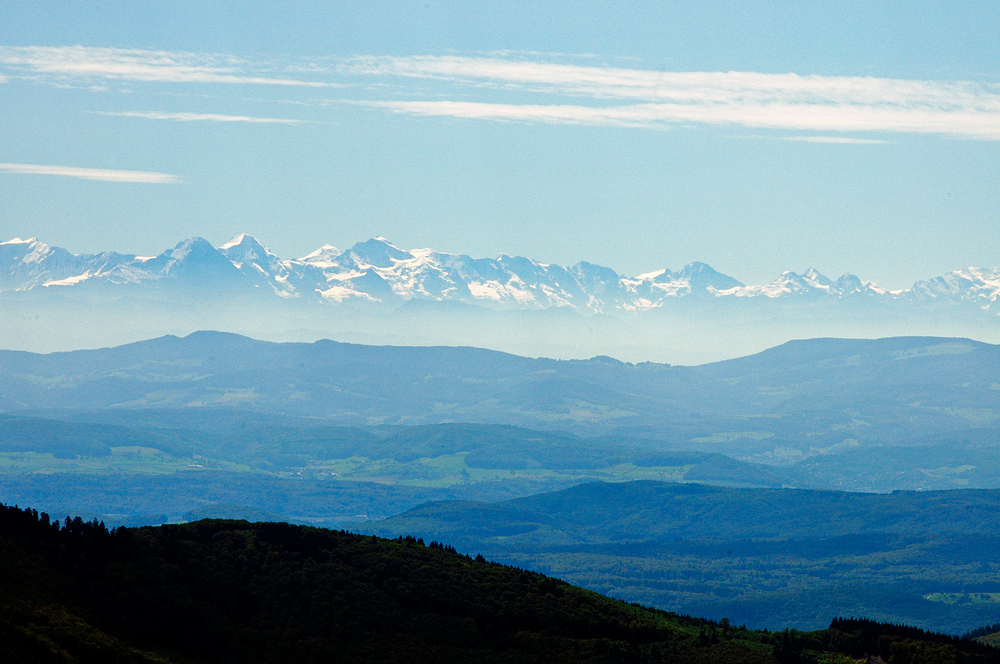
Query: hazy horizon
2 2 999 294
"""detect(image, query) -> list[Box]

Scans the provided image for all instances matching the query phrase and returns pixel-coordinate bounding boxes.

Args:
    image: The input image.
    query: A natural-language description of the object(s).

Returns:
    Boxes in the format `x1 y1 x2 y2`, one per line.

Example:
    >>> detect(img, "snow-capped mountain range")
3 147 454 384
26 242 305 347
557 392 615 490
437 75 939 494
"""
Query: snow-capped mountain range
2 234 998 314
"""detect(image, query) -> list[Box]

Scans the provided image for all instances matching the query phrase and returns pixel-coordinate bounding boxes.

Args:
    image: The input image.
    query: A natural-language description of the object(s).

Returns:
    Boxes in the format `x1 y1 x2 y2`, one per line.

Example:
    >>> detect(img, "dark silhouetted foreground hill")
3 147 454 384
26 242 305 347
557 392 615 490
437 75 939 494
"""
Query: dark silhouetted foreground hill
2 503 997 664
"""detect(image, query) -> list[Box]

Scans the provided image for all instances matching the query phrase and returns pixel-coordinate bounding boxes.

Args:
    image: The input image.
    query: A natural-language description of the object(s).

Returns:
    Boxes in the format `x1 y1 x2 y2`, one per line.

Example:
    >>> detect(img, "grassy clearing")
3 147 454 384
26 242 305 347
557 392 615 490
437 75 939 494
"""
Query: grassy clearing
0 448 251 475
925 593 1000 605
302 453 693 489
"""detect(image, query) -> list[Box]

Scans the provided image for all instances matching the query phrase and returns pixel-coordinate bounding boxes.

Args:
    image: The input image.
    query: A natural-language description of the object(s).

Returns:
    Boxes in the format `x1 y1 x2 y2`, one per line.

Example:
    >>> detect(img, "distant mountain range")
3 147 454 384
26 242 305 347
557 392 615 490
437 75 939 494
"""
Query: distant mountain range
2 332 997 450
3 234 999 312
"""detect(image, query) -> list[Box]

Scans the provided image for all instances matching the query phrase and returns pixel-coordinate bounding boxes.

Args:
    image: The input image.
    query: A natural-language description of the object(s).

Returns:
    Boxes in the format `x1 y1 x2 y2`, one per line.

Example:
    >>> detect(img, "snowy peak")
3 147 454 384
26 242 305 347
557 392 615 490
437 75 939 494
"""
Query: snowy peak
146 237 214 271
834 273 885 296
344 237 413 269
625 262 744 304
1 236 42 248
0 236 52 263
127 238 253 290
803 268 834 288
675 262 745 293
167 237 216 261
725 269 884 299
217 234 285 283
0 237 136 291
910 267 1000 305
772 271 825 295
1 235 997 313
299 244 341 267
218 233 251 250
571 261 626 294
218 233 277 263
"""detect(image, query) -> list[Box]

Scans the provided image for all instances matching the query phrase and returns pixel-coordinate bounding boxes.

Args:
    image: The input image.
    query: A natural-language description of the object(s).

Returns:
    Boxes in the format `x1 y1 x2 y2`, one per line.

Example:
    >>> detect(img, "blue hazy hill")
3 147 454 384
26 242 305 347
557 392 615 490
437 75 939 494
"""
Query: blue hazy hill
0 332 996 444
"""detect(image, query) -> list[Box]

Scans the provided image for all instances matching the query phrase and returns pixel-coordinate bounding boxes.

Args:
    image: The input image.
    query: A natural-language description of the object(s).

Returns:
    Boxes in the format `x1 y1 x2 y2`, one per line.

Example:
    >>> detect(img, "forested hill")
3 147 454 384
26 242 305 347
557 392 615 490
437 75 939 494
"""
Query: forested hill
2 332 998 443
367 480 1000 546
1 504 998 664
362 481 1000 632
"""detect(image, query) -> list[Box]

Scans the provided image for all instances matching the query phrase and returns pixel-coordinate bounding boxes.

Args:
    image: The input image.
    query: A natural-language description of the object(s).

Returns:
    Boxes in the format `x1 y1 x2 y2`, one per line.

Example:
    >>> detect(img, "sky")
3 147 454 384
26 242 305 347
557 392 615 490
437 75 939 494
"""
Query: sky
1 1 998 289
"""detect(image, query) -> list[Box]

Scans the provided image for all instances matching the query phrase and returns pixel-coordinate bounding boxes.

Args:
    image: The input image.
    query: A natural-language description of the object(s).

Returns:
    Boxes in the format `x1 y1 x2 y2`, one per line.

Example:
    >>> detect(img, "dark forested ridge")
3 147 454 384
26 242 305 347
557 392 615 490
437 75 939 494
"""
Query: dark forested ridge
3 503 998 664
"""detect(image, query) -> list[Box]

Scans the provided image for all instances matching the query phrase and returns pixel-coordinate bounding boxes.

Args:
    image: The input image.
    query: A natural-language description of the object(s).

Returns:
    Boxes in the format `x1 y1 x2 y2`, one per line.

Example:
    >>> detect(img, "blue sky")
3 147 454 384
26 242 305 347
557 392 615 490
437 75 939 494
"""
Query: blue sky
1 1 998 289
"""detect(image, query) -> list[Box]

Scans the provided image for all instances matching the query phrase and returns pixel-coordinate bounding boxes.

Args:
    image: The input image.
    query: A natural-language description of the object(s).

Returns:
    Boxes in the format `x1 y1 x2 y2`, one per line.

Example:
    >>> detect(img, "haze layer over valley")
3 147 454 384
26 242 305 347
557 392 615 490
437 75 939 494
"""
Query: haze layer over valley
3 234 998 363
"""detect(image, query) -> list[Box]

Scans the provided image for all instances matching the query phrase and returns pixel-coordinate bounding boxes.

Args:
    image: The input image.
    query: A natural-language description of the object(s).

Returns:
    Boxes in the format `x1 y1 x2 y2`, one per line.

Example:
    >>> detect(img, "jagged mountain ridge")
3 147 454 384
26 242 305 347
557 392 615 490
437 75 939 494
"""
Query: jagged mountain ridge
2 234 998 312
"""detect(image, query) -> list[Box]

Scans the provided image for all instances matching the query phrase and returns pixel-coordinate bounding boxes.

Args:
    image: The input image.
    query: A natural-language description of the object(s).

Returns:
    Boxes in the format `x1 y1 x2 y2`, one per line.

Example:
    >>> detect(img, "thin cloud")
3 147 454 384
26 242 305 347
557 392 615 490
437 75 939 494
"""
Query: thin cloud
0 162 179 183
366 99 1000 139
345 55 1000 107
6 46 1000 140
0 45 337 87
345 55 1000 140
781 136 887 144
93 111 304 124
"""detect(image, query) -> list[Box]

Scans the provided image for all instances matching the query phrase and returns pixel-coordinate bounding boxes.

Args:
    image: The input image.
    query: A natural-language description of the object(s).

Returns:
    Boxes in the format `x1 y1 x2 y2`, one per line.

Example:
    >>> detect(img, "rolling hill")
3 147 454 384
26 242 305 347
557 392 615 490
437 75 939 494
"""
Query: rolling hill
1 332 997 447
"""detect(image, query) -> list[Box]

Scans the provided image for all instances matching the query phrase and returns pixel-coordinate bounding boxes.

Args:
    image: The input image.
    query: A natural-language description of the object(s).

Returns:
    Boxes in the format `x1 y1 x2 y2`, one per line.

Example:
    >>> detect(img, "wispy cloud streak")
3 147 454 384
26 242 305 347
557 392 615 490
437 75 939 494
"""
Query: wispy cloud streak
93 111 304 124
0 45 337 87
0 163 179 183
367 98 1000 139
345 56 996 106
347 55 1000 140
4 46 1000 140
780 136 886 144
